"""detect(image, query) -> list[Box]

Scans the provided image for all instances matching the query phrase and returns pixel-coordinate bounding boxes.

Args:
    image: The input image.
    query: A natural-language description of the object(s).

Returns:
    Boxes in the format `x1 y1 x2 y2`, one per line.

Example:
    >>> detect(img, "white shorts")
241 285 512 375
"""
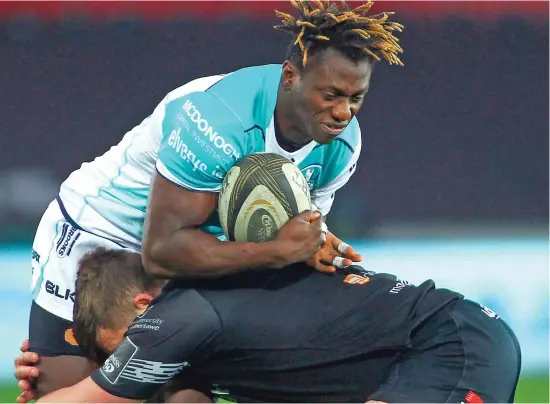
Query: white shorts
31 199 128 321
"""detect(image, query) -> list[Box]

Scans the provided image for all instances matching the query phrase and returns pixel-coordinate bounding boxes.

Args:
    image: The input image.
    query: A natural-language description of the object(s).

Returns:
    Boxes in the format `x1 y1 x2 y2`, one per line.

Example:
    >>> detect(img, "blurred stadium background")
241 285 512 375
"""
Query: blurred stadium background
0 1 548 402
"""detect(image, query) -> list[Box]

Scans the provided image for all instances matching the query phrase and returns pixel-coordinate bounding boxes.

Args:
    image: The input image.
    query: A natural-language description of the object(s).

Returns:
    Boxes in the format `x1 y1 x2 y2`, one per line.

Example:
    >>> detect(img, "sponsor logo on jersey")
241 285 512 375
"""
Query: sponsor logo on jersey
480 305 500 319
101 337 139 384
389 279 411 294
129 316 164 332
45 280 76 302
56 223 81 258
300 164 322 190
344 274 370 285
167 128 209 173
181 100 240 159
463 390 484 403
64 328 79 346
32 249 40 263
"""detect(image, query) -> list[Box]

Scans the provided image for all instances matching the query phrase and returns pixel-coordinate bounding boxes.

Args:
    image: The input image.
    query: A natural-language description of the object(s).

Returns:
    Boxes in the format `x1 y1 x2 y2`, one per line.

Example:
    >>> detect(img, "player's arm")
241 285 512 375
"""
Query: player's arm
143 92 323 279
14 340 99 402
32 356 98 399
36 376 136 403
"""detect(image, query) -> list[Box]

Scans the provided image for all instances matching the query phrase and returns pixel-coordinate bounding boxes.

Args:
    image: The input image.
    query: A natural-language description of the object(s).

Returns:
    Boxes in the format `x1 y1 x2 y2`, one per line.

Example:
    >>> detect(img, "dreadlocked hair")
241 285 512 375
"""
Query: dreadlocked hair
274 0 404 68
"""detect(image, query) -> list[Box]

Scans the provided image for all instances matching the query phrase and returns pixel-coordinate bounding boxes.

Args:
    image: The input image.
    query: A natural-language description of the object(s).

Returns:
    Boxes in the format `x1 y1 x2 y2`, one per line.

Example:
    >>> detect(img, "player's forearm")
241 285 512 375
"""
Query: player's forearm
142 228 285 279
36 386 86 403
36 378 137 403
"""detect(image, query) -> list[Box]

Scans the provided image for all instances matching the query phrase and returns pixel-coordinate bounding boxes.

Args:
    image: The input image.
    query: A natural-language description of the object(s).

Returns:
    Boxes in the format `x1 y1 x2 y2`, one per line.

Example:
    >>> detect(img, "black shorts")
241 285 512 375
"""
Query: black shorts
369 299 522 403
28 301 87 357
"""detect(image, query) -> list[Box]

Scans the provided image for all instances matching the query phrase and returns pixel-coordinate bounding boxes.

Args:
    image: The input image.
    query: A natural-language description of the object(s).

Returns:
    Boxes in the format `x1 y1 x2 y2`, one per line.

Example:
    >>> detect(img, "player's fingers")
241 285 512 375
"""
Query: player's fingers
321 253 352 268
329 235 359 260
336 242 362 262
314 261 336 273
344 246 363 262
332 256 352 269
17 379 32 391
328 233 343 250
300 209 321 223
20 339 30 353
308 213 323 229
336 241 350 255
14 366 38 380
16 390 35 404
16 394 27 404
310 252 336 273
14 352 39 367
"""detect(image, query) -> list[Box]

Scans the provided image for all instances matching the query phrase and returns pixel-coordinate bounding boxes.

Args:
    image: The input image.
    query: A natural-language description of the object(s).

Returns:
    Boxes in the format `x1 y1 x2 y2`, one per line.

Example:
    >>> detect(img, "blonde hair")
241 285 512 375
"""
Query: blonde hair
274 0 404 67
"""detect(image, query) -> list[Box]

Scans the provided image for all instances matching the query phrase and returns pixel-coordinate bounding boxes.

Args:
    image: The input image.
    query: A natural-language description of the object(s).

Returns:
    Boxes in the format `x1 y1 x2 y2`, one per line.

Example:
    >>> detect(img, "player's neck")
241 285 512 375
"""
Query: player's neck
274 114 306 153
275 92 311 152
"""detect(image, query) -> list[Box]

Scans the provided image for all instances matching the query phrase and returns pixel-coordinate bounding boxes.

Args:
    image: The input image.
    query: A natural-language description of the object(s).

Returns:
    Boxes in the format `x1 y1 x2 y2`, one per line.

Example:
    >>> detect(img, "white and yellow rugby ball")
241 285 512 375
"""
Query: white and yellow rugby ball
218 153 311 242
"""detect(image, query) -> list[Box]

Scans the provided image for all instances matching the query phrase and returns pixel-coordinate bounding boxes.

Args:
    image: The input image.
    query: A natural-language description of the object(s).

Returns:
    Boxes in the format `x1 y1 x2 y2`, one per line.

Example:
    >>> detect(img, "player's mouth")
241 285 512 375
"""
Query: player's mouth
321 123 346 136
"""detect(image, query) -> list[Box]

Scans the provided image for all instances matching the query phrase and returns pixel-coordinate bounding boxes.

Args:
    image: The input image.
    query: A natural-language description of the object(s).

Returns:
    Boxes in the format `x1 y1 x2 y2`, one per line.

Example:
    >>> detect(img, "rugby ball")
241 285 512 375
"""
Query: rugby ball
218 153 311 242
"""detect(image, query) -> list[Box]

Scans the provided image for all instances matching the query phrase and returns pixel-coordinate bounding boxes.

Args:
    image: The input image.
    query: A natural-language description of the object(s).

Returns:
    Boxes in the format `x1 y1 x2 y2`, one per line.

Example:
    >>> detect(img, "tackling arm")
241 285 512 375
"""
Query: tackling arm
36 376 136 403
142 172 288 279
36 377 212 404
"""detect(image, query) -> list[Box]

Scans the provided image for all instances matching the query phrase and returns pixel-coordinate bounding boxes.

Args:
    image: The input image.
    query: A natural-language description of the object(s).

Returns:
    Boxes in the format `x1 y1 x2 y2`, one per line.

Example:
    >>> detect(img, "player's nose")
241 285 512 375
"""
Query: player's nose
331 100 352 123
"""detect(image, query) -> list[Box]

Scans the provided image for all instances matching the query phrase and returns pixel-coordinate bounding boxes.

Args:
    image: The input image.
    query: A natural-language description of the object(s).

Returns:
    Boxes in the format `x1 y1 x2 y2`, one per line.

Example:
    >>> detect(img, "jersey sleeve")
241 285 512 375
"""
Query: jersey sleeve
156 91 246 192
91 289 221 400
312 126 362 216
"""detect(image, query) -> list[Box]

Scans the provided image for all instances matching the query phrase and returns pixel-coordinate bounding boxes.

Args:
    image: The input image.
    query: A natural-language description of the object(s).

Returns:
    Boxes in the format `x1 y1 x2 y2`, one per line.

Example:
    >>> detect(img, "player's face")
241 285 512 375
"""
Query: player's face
97 325 130 354
287 49 372 144
96 294 154 354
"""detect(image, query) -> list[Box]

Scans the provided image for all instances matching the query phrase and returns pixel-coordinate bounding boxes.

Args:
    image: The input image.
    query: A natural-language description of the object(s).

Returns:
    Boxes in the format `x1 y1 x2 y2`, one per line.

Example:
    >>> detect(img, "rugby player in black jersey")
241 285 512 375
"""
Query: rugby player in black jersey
31 248 521 403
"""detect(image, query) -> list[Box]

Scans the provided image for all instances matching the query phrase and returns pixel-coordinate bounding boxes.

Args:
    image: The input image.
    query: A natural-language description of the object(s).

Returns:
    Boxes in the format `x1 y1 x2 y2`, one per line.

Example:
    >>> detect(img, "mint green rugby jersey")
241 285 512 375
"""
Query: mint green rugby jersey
59 64 361 249
157 64 362 238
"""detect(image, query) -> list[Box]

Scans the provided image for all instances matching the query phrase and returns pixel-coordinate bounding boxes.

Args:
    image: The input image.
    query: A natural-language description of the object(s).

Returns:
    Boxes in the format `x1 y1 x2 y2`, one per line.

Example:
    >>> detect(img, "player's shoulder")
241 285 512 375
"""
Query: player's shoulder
206 64 282 130
161 64 281 145
128 284 222 340
163 86 244 137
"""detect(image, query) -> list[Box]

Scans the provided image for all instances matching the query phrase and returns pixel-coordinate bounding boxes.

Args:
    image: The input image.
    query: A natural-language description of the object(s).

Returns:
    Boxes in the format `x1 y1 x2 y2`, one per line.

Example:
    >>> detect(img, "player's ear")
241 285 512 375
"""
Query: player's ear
134 293 154 310
282 60 300 90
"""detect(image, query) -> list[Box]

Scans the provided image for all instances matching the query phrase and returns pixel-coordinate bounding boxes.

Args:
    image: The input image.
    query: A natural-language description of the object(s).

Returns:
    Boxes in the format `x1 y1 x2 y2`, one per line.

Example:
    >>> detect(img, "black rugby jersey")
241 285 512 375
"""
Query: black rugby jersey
92 265 461 402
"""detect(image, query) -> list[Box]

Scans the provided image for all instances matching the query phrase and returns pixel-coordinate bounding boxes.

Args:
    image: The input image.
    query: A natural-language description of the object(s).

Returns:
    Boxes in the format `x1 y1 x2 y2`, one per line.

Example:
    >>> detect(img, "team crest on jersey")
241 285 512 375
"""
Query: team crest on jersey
344 274 370 285
100 337 139 384
300 164 322 190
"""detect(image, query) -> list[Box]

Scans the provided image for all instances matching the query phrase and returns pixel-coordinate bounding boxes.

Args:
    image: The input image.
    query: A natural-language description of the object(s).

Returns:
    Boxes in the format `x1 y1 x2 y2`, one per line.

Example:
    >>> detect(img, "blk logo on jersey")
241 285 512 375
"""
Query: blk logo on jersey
45 280 75 302
300 164 322 190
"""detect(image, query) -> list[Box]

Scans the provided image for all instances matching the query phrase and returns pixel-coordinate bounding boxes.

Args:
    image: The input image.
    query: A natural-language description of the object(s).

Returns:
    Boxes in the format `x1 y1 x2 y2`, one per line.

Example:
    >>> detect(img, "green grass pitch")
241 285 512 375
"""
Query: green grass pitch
0 376 547 403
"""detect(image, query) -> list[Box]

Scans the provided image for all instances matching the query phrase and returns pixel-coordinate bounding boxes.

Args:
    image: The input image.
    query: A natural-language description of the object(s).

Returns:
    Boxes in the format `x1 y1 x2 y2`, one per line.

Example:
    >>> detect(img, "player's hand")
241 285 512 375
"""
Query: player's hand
14 339 39 403
274 210 324 267
306 231 363 273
